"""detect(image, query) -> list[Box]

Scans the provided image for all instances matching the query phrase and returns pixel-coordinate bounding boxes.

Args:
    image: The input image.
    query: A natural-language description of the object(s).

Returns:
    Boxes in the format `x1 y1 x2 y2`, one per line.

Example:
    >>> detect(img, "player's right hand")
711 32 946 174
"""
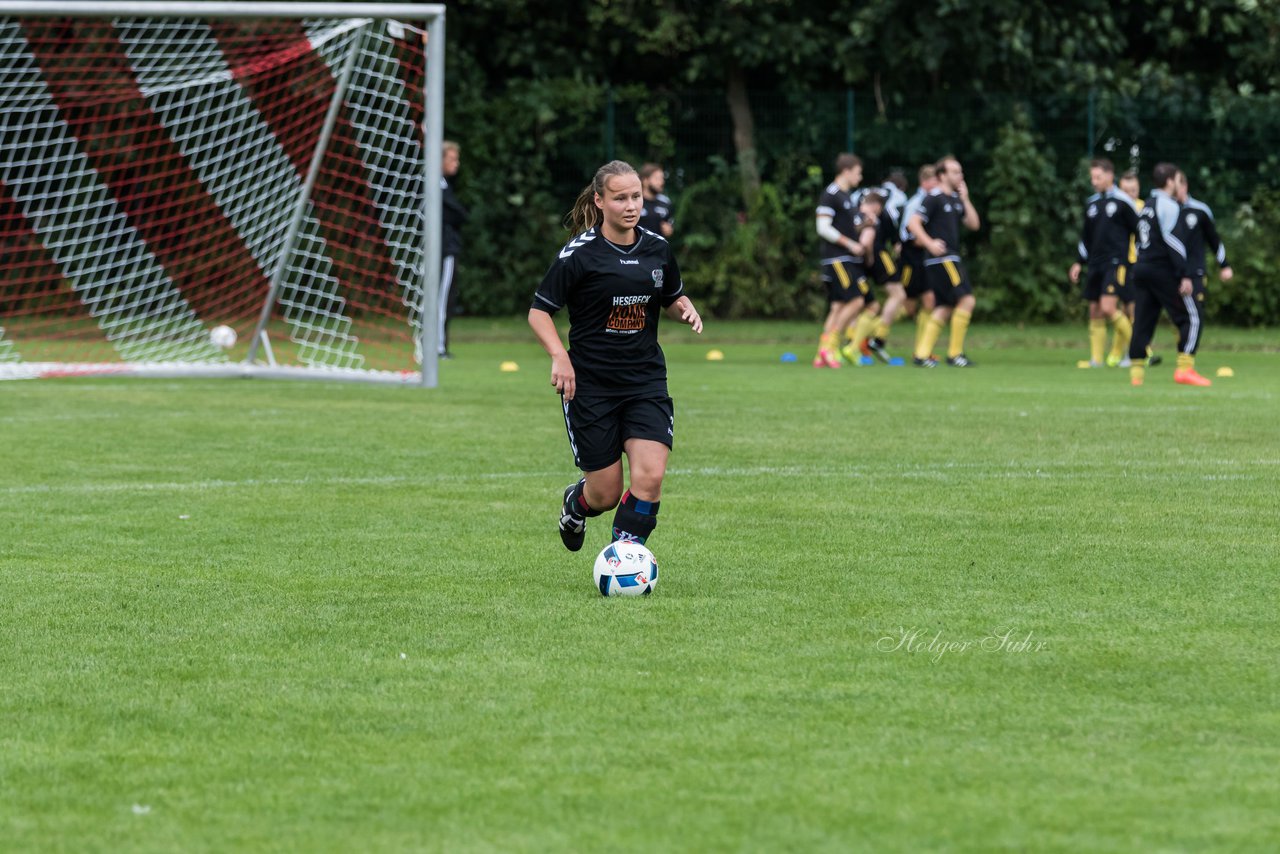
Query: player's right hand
551 354 575 400
1068 263 1081 283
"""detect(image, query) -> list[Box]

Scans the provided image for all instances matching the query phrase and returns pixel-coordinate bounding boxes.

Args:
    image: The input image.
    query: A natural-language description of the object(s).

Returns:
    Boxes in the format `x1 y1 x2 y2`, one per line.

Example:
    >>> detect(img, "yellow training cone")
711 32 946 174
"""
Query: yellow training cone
1216 366 1234 378
1076 360 1093 369
499 361 519 372
706 349 725 361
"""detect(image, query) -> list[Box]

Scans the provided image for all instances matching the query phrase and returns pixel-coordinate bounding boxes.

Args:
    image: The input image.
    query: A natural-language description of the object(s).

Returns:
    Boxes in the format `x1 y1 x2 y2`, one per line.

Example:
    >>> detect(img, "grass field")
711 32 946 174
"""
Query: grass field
2 319 1278 852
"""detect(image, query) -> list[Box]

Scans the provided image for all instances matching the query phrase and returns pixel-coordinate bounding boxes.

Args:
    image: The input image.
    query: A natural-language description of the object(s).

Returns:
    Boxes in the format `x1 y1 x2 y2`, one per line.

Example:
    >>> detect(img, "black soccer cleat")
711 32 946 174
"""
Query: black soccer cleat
867 336 892 364
912 356 938 368
558 483 586 552
1146 353 1163 367
946 354 975 367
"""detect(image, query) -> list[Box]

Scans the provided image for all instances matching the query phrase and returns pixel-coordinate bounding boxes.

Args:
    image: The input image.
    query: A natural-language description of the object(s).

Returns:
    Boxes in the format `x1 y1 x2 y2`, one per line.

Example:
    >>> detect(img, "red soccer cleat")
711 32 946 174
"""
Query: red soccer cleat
813 349 842 369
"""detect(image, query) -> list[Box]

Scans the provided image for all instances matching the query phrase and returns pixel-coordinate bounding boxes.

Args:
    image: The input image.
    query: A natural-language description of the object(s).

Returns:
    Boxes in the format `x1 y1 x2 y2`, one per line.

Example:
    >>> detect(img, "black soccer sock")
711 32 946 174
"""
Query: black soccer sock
611 490 659 544
566 478 605 520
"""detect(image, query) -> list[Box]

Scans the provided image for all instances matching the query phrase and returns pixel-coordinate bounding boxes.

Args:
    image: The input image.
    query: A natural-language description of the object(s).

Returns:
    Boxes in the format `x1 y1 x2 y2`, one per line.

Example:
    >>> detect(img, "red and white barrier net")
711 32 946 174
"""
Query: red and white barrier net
0 12 436 382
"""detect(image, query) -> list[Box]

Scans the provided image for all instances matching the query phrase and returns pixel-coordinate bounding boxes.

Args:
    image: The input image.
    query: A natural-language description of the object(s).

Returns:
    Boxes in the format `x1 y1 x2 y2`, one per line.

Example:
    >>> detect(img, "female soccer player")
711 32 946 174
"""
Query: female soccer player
528 161 703 552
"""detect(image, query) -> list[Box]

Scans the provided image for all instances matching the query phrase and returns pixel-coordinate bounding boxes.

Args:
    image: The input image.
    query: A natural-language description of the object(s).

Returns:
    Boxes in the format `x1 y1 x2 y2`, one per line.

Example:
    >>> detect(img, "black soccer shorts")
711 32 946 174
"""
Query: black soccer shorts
562 393 674 471
924 257 972 307
869 248 901 287
900 245 929 299
1083 261 1126 302
822 261 871 303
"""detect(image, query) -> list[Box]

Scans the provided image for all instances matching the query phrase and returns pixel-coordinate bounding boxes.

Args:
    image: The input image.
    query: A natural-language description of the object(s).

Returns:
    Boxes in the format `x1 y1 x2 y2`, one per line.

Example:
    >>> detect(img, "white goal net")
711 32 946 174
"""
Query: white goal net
0 2 445 384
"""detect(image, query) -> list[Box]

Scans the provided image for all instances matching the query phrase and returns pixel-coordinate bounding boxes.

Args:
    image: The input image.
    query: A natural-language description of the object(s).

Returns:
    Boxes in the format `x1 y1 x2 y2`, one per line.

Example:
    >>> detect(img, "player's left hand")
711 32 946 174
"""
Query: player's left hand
1220 266 1233 282
1179 278 1193 296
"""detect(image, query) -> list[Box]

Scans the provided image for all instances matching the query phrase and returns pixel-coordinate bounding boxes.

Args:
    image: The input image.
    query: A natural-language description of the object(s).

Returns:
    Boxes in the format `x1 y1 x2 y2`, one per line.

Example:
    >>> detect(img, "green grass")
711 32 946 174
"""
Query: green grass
2 320 1278 852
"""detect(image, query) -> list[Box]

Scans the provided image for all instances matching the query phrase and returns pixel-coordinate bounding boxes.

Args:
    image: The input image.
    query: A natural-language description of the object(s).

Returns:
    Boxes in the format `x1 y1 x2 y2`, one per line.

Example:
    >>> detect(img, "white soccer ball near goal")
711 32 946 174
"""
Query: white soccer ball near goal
593 540 658 596
209 324 237 349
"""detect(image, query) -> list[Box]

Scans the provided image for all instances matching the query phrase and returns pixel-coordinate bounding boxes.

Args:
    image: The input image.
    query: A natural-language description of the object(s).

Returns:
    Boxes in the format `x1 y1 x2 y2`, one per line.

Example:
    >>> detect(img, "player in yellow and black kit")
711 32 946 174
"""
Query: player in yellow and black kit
813 153 873 368
907 156 981 367
897 165 939 360
1067 158 1137 368
842 190 905 363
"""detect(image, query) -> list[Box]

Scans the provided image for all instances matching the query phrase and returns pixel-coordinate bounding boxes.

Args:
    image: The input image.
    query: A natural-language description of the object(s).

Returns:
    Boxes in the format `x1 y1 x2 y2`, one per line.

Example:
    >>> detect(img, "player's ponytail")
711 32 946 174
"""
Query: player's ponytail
565 160 638 234
566 184 599 235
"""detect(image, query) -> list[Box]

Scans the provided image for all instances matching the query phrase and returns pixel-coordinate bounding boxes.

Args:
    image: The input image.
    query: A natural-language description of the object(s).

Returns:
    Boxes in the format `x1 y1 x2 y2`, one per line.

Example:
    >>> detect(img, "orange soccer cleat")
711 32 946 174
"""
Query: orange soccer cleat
1173 368 1212 387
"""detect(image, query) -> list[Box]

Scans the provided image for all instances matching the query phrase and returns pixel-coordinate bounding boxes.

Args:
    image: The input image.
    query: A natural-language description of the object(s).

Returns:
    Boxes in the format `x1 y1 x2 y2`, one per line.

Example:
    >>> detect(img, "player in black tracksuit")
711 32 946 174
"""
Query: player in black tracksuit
438 142 468 359
1128 163 1210 387
1175 172 1232 356
529 161 703 552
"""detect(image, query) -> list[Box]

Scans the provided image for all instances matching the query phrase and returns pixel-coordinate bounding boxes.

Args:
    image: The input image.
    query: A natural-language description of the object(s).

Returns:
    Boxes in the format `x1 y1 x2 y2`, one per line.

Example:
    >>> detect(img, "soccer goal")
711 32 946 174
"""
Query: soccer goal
0 1 446 385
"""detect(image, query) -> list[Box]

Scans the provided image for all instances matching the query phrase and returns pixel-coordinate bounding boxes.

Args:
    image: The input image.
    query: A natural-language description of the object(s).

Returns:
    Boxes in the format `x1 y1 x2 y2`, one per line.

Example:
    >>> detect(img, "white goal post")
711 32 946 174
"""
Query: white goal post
0 1 447 386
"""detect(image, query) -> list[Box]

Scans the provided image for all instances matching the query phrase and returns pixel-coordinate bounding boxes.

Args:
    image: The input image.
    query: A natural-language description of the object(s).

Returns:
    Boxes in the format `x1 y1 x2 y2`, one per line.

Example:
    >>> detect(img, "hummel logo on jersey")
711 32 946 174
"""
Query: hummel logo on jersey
619 259 639 265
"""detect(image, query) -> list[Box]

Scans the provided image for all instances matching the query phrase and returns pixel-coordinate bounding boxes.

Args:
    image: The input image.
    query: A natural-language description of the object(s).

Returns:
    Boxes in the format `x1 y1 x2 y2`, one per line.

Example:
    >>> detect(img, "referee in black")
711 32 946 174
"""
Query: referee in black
529 161 702 552
1127 163 1208 387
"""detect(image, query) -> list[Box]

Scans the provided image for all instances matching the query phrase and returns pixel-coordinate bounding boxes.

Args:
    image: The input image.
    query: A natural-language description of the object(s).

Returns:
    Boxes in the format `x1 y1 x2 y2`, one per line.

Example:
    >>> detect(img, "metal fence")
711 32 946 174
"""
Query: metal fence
582 87 1280 216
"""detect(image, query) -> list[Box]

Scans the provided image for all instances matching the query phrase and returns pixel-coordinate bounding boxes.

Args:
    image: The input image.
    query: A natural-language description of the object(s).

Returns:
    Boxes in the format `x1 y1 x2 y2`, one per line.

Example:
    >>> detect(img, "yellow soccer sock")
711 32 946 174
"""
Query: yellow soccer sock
1130 364 1145 385
1109 313 1132 360
948 309 972 359
874 319 891 340
852 312 878 352
1176 352 1194 372
914 311 932 354
916 316 944 361
1089 318 1106 364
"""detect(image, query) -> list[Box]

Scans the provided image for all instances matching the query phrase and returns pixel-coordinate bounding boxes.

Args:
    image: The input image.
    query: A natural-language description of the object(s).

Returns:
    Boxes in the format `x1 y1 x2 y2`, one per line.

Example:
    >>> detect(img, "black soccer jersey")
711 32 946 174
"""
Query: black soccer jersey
816 181 860 263
441 176 468 256
1175 196 1229 278
873 207 897 256
638 193 673 234
916 189 966 261
1135 190 1191 277
1076 188 1139 268
531 227 685 398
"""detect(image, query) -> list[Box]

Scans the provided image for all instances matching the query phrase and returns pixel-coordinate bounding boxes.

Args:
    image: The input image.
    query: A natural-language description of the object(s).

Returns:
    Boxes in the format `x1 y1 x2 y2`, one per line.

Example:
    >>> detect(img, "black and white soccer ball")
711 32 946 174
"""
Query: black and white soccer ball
593 540 658 596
